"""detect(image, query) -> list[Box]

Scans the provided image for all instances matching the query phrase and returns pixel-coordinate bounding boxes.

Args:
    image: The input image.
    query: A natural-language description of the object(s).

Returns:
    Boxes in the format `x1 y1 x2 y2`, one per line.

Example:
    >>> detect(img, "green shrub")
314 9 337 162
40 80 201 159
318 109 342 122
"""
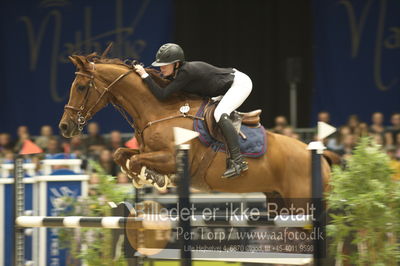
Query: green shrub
327 137 400 265
58 161 132 266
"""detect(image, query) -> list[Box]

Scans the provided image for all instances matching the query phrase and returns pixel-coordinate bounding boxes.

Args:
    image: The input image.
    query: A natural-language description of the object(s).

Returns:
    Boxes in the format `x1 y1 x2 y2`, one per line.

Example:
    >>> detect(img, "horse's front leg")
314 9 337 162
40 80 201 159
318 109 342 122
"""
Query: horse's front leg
113 147 148 188
114 147 139 170
128 151 177 191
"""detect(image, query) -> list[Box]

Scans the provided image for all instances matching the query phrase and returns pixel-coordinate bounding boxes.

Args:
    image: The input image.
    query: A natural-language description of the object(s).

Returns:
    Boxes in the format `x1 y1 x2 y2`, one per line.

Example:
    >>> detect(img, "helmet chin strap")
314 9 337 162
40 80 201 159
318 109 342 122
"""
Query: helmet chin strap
172 62 180 79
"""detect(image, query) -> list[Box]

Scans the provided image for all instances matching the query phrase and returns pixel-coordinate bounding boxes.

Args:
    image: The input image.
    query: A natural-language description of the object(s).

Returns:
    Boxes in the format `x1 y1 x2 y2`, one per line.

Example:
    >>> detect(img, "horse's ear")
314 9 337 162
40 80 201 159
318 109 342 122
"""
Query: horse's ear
101 42 113 58
86 52 97 63
68 55 78 66
68 55 86 69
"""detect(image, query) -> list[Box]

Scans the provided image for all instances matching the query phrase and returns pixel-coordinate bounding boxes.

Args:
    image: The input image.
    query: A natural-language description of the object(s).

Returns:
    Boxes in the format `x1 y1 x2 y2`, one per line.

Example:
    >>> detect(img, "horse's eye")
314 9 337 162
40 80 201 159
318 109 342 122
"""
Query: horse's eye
77 85 87 92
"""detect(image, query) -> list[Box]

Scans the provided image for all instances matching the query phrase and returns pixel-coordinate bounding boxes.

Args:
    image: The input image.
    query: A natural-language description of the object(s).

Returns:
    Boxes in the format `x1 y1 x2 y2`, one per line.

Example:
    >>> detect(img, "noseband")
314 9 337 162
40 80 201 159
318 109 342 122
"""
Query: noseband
64 66 134 131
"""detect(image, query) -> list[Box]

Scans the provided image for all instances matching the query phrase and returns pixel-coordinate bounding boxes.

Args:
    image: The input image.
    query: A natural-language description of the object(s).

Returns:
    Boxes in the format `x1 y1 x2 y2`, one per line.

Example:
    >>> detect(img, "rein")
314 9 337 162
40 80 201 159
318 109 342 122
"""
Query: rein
136 113 204 137
65 63 204 136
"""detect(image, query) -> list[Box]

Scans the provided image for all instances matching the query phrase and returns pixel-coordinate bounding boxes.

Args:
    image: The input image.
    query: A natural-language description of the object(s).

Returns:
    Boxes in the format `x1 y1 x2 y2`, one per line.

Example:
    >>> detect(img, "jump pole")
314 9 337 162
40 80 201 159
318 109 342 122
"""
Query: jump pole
307 122 336 266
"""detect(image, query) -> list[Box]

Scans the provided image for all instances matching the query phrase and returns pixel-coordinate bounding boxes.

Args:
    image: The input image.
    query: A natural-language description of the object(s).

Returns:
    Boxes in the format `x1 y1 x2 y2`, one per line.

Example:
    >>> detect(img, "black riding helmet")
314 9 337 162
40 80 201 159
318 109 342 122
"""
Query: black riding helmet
152 43 185 67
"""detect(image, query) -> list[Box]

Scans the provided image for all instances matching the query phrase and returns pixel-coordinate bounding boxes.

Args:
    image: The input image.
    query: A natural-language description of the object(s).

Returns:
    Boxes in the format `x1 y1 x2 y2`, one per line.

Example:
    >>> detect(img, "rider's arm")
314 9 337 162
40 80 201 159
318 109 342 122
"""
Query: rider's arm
143 70 191 100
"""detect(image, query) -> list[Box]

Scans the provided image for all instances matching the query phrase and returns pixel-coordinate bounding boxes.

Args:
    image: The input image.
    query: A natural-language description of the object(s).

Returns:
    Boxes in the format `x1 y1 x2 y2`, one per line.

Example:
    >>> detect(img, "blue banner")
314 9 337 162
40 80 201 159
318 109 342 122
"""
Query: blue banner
0 0 172 135
312 0 400 126
45 180 84 266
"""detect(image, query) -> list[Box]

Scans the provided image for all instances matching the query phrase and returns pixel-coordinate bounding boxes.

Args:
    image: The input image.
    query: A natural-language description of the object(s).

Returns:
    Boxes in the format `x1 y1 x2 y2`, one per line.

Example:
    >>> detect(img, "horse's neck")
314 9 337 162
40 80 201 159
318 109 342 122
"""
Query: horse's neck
96 64 159 128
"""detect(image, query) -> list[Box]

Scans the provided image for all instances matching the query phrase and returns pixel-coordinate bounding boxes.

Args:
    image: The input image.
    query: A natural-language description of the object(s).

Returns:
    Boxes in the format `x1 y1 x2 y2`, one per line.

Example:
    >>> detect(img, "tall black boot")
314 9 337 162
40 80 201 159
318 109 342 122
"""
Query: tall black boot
218 113 248 178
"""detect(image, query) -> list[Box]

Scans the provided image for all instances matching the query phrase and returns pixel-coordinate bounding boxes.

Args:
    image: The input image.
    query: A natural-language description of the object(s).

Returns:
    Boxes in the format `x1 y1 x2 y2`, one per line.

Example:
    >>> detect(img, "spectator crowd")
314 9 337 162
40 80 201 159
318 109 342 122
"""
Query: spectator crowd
0 122 131 184
271 112 400 179
1 111 400 182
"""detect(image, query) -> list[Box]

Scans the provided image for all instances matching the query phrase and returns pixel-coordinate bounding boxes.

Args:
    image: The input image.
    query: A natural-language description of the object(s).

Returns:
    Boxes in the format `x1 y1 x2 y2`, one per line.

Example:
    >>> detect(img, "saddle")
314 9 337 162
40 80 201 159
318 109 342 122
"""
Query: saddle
203 100 262 142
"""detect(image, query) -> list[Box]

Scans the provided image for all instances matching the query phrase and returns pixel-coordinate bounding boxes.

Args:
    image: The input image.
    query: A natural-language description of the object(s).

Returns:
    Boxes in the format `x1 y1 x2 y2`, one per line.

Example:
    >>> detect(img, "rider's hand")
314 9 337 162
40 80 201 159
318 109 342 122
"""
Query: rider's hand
134 65 148 79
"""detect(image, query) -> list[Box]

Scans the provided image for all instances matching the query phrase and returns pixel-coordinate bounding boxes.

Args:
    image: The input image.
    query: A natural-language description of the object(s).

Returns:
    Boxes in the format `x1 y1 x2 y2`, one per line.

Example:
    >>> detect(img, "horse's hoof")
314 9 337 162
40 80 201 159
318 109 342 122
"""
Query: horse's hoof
153 175 169 192
139 167 169 192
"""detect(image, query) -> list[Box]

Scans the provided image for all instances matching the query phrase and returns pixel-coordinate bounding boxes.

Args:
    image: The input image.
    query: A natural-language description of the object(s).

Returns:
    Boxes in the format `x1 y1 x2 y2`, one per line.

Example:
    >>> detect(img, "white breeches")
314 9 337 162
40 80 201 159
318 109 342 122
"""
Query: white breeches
214 69 253 122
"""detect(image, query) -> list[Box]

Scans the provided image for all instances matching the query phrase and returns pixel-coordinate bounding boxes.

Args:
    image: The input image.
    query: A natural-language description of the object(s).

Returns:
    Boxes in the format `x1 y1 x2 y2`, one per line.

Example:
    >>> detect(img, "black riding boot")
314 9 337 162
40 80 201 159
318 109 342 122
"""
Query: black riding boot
218 113 248 178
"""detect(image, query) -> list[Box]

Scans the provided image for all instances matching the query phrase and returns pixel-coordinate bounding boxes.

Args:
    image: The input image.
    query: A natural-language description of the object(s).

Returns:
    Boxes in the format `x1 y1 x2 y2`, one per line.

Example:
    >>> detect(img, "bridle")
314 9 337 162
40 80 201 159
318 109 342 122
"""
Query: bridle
64 64 134 131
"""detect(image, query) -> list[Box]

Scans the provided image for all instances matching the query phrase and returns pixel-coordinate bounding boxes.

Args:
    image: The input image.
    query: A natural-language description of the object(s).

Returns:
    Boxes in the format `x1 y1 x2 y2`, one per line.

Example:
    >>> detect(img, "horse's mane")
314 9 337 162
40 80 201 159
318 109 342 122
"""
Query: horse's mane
92 57 128 66
90 56 170 88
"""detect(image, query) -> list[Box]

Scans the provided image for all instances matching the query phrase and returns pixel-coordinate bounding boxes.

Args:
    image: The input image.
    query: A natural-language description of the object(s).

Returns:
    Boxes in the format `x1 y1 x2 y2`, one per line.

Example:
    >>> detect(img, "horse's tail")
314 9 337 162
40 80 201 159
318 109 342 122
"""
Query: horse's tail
322 150 343 167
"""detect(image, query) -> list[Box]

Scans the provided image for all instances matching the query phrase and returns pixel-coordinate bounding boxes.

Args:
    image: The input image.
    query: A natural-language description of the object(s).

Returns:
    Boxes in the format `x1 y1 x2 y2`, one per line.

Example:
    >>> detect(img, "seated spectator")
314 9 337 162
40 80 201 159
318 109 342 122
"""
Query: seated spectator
17 125 29 136
1 150 15 163
357 122 369 138
339 125 351 136
60 136 72 154
98 148 119 176
35 125 56 150
0 133 15 156
327 126 349 153
69 135 86 157
83 122 106 158
318 111 331 124
386 146 400 181
45 137 63 155
282 126 300 140
98 148 128 184
14 125 31 153
395 132 400 159
346 114 360 134
371 133 385 146
369 112 385 135
90 148 129 185
107 130 123 152
272 116 288 134
385 113 400 147
342 134 356 160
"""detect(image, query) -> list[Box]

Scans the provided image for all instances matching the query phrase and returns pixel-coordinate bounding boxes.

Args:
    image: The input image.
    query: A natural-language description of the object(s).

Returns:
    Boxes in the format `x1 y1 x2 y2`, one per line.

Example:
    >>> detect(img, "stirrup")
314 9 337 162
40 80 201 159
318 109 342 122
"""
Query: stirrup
222 159 248 179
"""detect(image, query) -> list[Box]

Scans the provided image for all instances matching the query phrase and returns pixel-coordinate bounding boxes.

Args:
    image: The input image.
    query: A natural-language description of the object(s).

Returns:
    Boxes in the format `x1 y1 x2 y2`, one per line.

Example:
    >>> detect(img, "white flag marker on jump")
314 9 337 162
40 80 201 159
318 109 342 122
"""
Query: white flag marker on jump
317 121 336 140
307 122 336 153
173 127 200 146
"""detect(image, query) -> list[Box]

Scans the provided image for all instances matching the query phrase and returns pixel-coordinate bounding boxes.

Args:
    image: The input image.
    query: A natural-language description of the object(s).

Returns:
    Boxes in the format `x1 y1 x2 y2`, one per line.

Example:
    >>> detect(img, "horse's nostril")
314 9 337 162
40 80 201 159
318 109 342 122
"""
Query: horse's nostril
59 123 68 132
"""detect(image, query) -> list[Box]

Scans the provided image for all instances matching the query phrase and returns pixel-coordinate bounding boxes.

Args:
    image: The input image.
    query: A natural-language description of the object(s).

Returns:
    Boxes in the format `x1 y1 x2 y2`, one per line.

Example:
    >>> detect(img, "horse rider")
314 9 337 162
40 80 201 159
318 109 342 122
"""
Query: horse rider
134 43 253 178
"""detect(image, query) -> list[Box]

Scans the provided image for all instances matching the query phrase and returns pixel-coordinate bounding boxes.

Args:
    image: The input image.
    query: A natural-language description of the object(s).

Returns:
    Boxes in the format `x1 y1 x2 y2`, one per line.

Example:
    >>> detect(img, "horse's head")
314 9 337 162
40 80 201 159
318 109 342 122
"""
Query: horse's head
59 54 112 138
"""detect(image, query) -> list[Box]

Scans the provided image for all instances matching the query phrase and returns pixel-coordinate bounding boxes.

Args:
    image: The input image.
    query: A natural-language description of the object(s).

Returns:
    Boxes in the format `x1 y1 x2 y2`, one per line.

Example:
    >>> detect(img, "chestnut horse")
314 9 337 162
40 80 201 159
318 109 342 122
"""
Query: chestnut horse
59 54 331 204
